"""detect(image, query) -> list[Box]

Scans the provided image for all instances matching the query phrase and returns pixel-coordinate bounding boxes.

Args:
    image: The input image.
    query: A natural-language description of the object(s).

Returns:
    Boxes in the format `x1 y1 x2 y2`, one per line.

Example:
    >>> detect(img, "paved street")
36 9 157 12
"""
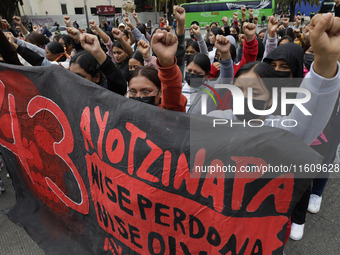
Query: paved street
1 157 339 254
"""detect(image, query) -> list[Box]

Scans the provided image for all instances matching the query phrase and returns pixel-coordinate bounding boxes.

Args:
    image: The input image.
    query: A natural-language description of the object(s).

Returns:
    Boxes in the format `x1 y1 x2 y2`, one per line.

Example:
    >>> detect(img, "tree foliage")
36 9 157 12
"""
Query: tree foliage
276 0 320 21
0 0 19 22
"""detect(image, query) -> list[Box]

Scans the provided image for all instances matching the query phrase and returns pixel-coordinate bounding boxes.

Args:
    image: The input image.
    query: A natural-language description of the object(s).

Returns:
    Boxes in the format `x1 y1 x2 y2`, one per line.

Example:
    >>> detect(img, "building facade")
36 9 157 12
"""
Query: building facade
19 0 126 16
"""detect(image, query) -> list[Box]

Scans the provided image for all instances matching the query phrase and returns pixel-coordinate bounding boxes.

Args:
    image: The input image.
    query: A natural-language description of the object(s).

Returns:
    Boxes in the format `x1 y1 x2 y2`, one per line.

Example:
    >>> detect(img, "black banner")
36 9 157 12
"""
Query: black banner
0 63 321 254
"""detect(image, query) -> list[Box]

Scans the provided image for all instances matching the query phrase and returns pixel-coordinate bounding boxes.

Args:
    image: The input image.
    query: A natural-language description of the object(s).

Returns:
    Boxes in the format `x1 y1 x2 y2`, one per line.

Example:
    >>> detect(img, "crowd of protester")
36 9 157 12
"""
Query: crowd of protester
1 4 340 250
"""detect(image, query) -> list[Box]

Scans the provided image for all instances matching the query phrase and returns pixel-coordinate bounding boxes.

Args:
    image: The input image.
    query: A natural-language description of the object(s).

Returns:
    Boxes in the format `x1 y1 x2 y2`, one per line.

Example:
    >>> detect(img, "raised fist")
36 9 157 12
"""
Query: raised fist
12 16 22 25
173 5 185 23
243 22 256 41
89 20 97 29
151 29 178 67
137 39 150 58
112 28 123 40
215 35 230 56
66 27 80 42
191 24 200 36
267 16 279 37
64 15 71 25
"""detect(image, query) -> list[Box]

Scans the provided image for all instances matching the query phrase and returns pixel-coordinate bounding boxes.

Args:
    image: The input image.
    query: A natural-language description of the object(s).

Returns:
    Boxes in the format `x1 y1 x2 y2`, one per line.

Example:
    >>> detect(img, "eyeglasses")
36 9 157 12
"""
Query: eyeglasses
127 89 159 98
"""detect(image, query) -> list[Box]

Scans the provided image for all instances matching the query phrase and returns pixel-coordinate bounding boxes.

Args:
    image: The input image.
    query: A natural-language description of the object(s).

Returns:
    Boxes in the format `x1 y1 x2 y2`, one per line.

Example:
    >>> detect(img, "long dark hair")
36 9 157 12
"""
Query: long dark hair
129 66 161 89
187 53 211 75
70 51 100 80
46 41 67 62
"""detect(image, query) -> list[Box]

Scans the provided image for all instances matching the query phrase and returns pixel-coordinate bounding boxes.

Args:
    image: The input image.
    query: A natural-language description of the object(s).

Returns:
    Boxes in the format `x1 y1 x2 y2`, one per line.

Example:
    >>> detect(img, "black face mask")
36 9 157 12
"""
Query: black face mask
190 33 195 39
185 72 204 88
304 53 314 71
275 70 291 78
213 58 220 63
131 96 156 105
234 98 267 122
231 33 238 42
275 70 292 88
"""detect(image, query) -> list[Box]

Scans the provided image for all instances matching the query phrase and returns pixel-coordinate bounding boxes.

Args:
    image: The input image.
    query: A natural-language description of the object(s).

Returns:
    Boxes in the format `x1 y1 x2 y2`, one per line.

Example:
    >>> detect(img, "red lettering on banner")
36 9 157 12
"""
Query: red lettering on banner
126 122 147 175
94 106 109 160
200 159 225 213
105 128 125 164
87 153 288 254
231 157 266 211
80 107 95 152
162 150 171 187
135 139 163 183
247 174 294 213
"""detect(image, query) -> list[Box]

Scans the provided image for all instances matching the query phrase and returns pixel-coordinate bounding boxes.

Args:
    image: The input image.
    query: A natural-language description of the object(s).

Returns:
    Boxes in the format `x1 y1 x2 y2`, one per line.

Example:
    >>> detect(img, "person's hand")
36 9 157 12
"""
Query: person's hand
4 32 15 44
132 12 139 22
281 17 289 28
215 35 230 61
66 27 80 43
151 29 178 67
33 25 39 33
296 16 302 25
80 33 106 64
213 62 220 71
191 24 200 36
241 6 247 16
254 16 259 25
310 13 340 78
233 12 239 20
64 15 71 26
12 16 22 25
89 20 98 30
112 28 123 40
243 22 256 41
293 28 301 38
137 39 150 58
124 16 135 30
267 16 279 37
222 17 228 25
1 19 11 29
248 8 254 17
239 34 245 45
173 5 185 24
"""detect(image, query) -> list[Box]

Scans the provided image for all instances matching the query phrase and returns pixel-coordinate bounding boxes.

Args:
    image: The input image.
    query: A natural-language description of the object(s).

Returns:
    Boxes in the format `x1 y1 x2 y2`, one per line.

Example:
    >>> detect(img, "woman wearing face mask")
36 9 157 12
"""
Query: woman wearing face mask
183 35 234 114
127 30 187 112
263 42 304 80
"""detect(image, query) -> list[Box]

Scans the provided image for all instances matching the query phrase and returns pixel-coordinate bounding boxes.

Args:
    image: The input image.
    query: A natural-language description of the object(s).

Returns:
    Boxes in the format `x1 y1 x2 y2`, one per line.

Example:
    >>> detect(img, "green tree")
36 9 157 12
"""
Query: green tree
276 0 320 21
0 0 19 22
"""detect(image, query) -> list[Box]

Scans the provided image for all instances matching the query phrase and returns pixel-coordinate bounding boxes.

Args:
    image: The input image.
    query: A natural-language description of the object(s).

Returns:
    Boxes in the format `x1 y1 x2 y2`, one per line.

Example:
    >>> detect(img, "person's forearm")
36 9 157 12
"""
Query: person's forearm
95 27 109 44
176 20 185 36
15 38 46 57
118 38 133 57
195 34 208 56
19 23 29 37
314 56 338 79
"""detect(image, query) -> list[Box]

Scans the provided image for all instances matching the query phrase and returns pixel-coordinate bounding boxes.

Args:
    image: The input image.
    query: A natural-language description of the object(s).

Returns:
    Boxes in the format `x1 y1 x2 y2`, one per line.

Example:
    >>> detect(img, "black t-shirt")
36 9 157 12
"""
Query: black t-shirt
335 4 340 17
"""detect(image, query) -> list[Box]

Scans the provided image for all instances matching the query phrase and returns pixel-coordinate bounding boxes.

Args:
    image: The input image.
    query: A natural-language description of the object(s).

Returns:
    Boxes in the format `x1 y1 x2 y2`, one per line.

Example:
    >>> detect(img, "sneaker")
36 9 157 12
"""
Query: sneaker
308 194 322 214
289 223 305 241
